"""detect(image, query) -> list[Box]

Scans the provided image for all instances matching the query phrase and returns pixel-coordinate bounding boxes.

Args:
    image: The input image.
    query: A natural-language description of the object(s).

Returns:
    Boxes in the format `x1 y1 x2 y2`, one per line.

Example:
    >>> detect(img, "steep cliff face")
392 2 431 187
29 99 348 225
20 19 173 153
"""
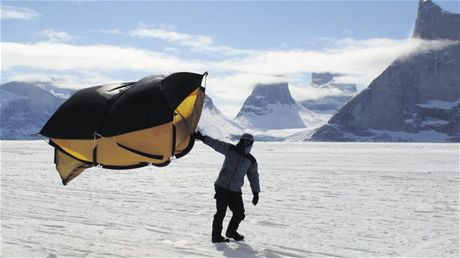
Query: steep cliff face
235 83 323 130
413 0 460 40
311 0 460 142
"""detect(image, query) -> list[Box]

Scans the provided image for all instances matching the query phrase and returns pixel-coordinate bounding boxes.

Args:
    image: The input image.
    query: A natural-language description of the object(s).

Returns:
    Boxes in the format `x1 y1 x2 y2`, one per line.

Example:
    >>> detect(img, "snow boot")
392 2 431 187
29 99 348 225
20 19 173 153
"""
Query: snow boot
212 227 229 243
226 231 244 241
212 235 230 243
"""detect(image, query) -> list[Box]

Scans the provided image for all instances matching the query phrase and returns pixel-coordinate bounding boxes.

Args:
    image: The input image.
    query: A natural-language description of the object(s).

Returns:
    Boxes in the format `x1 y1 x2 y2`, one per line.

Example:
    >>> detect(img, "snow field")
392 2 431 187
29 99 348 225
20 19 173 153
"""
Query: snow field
1 141 459 257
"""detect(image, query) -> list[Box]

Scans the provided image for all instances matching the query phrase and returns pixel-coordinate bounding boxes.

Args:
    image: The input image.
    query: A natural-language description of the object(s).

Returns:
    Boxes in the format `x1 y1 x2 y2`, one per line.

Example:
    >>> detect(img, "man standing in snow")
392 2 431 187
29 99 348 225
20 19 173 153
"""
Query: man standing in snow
194 131 260 243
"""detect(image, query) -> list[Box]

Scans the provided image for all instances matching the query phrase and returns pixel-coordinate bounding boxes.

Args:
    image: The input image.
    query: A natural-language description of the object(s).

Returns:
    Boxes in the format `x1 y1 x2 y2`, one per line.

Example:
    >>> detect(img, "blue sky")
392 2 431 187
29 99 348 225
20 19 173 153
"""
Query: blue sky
2 0 459 116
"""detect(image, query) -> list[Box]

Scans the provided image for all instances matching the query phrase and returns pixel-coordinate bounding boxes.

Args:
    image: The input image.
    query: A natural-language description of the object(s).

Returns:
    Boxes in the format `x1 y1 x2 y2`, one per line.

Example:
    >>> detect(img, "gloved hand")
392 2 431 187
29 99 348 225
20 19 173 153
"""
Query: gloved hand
193 130 205 141
252 192 259 206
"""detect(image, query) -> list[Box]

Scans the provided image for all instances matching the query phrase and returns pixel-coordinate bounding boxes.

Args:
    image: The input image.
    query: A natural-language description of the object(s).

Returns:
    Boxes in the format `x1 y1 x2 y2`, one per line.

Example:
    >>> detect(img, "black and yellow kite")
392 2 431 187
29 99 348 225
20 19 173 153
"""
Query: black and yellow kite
40 72 207 185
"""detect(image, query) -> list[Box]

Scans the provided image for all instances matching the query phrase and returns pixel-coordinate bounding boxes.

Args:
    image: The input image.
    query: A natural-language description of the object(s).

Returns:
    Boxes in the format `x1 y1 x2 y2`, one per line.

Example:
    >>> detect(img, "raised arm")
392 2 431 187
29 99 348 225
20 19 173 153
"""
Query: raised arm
194 132 231 155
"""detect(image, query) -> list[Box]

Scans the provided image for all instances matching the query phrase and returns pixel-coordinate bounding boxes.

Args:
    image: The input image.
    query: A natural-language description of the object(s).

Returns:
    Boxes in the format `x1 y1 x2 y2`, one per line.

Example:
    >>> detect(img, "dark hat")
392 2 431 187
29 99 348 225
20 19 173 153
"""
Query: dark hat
240 133 254 145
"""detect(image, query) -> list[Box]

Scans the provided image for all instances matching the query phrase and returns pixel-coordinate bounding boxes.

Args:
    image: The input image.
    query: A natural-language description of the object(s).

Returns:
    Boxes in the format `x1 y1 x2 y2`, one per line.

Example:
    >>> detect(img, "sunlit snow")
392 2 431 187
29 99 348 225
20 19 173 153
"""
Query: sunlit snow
1 141 458 257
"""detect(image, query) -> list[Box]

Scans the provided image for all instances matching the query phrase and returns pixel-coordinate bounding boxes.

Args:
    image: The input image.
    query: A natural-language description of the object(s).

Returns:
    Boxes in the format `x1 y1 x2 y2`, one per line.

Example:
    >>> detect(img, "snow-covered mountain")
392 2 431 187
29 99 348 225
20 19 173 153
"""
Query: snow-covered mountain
197 95 243 141
300 73 357 114
235 82 325 131
0 82 74 140
311 0 460 142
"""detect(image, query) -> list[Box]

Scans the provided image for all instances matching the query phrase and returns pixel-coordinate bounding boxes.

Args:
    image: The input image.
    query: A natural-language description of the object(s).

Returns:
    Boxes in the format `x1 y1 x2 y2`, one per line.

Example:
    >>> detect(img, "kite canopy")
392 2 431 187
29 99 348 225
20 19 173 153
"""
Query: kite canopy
40 72 207 185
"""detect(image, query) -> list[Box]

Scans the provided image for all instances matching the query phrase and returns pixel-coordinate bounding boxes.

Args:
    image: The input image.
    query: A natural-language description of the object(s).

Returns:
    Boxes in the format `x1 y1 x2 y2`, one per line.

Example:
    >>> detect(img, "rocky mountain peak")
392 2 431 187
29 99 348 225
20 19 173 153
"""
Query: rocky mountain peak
248 82 296 105
235 82 324 130
413 0 460 40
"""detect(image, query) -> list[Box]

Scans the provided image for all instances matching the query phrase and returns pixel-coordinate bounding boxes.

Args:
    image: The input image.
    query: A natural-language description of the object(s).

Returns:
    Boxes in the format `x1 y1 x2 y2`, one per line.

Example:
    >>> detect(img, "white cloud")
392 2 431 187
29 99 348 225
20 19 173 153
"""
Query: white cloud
215 38 457 86
1 5 40 20
97 29 122 35
206 72 287 102
7 73 61 83
131 26 213 48
1 41 206 72
6 73 117 89
290 83 348 101
203 38 457 116
2 36 457 118
41 29 73 43
130 26 252 56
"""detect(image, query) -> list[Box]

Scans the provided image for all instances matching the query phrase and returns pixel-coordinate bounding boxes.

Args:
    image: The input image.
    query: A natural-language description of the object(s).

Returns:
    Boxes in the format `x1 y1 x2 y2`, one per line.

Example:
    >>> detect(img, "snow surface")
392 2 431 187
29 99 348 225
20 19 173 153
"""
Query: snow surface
366 129 455 142
416 98 460 110
236 103 305 130
1 141 459 257
284 129 318 142
236 103 325 131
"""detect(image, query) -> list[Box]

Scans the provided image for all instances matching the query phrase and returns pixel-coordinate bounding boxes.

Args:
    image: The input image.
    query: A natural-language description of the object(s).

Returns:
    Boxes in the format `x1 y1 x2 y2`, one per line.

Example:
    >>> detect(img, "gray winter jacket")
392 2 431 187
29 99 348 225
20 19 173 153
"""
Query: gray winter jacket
202 136 260 193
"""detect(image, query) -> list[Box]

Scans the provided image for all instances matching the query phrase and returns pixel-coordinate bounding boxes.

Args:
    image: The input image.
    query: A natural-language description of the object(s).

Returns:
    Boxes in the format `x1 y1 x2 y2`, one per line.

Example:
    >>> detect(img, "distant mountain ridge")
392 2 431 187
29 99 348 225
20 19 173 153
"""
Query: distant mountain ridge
0 80 245 141
0 82 75 139
311 0 460 142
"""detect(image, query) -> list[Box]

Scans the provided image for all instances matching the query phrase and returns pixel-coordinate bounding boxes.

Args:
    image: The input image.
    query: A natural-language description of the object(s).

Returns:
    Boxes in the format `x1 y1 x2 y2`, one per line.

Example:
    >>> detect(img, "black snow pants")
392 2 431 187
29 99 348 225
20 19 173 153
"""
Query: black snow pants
212 184 245 236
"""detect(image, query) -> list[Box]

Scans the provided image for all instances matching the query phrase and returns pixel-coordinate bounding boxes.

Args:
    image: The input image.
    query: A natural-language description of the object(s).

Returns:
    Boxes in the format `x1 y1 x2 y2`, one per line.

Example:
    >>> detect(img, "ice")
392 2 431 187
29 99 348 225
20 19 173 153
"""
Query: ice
1 141 459 257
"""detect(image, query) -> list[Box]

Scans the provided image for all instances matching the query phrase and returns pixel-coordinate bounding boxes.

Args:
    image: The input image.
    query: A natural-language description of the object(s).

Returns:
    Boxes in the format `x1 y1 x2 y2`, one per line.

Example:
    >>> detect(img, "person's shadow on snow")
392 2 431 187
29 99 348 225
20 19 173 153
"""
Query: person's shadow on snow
214 241 282 258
